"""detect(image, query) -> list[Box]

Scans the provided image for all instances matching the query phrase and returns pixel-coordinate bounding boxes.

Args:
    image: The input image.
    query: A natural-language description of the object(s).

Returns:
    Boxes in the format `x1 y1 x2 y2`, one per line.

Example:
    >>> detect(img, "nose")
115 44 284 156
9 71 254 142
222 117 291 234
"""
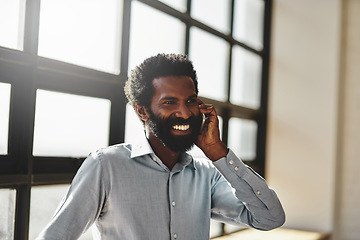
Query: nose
175 103 192 119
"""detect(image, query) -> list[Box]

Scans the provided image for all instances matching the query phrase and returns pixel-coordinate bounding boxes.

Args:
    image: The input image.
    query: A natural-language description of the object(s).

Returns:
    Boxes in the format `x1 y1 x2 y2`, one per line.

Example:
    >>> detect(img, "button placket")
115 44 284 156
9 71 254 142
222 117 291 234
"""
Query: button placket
169 172 180 240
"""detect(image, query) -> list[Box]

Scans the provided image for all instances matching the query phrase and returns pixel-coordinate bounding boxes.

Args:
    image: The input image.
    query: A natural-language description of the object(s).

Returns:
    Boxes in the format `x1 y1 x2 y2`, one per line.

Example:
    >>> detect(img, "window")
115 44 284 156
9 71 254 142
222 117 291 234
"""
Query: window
189 27 229 102
0 189 16 240
0 83 11 155
128 0 185 71
29 185 70 239
29 184 93 239
33 90 111 157
228 118 258 160
38 0 122 74
233 0 265 50
191 0 231 33
0 0 272 238
0 0 26 50
230 45 262 109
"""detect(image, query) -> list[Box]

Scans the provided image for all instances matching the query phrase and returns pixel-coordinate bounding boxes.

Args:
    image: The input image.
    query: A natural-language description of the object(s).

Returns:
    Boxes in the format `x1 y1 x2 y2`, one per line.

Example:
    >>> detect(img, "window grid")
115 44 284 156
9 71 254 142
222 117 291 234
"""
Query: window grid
0 0 272 239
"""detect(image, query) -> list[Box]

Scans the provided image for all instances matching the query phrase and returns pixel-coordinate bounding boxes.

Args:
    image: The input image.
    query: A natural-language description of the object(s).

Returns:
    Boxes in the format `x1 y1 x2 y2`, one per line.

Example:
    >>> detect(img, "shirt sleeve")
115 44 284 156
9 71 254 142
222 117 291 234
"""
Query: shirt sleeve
36 151 107 240
211 149 285 230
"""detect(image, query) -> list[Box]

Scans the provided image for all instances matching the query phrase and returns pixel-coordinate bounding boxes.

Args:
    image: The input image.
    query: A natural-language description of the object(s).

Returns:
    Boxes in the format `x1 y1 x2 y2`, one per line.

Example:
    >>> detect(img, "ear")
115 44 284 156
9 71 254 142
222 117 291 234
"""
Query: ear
135 103 149 122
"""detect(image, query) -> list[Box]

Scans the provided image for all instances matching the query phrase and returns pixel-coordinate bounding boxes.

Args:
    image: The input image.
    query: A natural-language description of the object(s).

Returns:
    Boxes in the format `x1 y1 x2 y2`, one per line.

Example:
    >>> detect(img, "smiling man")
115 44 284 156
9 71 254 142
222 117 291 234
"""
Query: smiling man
37 53 285 240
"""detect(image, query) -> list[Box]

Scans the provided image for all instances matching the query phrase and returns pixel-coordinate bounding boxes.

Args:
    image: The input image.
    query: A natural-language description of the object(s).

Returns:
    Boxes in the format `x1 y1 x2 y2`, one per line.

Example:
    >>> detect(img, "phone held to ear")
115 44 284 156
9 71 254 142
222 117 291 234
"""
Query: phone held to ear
200 113 206 133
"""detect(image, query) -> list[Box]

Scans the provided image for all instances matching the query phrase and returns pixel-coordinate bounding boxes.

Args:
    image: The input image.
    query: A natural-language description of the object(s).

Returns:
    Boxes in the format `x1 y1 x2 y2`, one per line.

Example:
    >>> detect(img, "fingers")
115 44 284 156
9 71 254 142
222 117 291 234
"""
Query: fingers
197 99 211 109
198 99 213 109
197 100 218 123
198 103 216 116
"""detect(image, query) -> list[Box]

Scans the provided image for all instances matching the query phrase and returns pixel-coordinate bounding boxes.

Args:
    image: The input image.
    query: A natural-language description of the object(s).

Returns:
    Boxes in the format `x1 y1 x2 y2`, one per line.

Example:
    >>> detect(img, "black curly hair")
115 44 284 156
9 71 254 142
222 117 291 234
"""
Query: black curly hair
124 53 198 110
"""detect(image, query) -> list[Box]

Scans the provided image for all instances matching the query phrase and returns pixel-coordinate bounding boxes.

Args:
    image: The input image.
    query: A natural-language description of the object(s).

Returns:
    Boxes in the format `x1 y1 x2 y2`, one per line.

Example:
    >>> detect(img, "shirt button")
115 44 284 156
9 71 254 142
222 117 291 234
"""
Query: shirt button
174 233 177 239
234 166 239 171
229 160 234 165
172 201 176 207
257 190 261 195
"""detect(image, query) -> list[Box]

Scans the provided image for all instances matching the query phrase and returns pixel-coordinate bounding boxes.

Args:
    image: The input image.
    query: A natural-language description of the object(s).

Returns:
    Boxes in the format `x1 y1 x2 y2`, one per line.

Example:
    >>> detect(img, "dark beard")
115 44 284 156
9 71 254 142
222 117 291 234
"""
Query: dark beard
148 111 202 153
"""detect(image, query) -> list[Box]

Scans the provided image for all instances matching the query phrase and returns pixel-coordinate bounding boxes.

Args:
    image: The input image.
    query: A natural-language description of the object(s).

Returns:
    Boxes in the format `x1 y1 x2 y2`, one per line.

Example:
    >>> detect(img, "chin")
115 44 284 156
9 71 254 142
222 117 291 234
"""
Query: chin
162 134 197 153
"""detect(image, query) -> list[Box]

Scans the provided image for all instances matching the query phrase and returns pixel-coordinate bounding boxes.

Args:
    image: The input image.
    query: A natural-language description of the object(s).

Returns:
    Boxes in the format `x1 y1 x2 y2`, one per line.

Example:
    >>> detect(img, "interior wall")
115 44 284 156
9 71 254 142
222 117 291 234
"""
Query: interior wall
266 0 341 233
333 0 360 239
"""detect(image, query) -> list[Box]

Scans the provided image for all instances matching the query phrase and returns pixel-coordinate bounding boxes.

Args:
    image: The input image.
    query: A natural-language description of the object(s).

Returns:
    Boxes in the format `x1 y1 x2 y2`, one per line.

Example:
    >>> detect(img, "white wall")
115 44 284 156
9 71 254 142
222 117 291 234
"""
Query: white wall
266 0 341 233
333 1 360 239
268 0 360 238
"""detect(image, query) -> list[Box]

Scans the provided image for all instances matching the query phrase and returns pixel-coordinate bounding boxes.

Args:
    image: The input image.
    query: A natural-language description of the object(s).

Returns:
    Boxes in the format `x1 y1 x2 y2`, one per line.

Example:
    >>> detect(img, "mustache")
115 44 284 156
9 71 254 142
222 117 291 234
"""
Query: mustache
167 115 199 126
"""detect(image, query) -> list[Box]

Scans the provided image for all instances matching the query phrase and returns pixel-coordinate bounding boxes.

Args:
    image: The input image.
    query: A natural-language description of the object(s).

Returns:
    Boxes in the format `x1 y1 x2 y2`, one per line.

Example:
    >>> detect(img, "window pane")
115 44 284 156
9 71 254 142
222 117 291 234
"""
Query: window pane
0 0 25 50
38 0 123 74
228 118 257 160
224 223 246 235
233 0 264 50
230 45 262 109
159 0 187 12
33 90 111 157
0 83 11 155
0 188 16 240
191 0 231 34
29 185 93 239
189 27 229 102
124 103 145 143
128 1 185 72
210 220 223 238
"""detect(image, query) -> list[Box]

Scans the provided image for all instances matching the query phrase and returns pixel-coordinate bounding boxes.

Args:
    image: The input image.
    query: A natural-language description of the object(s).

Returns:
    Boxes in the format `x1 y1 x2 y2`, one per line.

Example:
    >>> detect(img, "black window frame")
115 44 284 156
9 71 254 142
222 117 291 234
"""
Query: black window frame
0 0 272 239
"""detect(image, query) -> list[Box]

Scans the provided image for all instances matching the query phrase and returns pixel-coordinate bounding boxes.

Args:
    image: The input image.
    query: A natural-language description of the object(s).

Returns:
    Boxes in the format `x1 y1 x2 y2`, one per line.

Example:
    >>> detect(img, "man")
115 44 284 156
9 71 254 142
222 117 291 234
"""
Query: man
37 53 285 240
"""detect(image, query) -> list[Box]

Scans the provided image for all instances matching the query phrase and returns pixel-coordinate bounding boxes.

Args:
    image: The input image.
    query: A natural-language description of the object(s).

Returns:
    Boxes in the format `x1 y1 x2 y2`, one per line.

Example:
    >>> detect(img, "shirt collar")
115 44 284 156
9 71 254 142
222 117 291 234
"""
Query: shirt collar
178 152 197 170
130 134 196 170
130 135 154 159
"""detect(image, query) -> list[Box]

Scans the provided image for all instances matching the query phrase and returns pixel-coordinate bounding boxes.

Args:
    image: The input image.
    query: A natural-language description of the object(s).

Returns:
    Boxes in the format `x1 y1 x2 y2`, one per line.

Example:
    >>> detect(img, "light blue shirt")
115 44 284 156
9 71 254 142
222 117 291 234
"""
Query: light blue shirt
37 137 285 240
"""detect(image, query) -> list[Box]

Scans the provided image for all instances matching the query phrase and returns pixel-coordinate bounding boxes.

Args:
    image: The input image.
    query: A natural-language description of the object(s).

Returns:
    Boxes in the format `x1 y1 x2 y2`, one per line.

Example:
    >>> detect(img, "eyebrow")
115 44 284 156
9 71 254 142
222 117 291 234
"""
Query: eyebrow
160 97 178 101
188 94 198 99
160 94 198 101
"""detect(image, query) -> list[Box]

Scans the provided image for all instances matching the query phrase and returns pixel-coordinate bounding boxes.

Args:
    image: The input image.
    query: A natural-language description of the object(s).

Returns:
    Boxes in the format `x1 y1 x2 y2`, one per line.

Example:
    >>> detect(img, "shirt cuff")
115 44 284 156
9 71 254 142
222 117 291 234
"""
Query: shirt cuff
212 149 266 187
213 149 248 177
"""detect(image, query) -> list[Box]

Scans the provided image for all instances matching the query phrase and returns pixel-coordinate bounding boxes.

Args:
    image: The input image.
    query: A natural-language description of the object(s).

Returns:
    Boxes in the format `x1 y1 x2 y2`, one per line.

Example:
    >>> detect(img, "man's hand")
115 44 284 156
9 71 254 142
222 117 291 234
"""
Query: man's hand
196 101 228 161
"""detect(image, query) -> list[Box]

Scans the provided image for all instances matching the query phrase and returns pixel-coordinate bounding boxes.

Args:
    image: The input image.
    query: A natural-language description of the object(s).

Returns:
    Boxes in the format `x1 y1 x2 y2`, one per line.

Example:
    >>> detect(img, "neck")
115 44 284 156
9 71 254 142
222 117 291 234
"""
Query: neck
147 133 180 170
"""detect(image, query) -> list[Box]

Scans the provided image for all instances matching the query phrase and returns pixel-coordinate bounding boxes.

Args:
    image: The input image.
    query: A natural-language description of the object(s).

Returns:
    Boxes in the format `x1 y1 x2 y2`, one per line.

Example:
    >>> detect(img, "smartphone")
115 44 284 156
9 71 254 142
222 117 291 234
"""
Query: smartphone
200 113 206 133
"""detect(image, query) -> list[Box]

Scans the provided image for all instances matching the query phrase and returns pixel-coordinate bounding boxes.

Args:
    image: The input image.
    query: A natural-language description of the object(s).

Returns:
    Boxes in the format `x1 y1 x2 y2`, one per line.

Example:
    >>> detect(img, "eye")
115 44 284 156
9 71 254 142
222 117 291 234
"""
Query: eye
163 100 174 105
187 99 197 104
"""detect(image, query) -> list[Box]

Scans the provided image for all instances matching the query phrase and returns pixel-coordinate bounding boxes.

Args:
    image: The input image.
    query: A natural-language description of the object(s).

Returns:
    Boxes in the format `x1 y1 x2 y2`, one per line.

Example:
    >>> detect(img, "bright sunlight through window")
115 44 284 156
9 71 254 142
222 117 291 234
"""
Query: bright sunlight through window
38 0 122 74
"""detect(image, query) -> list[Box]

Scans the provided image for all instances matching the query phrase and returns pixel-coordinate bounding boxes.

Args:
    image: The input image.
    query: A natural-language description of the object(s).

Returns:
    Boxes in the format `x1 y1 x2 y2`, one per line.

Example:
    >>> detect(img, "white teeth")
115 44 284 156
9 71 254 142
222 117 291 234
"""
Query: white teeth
173 124 190 131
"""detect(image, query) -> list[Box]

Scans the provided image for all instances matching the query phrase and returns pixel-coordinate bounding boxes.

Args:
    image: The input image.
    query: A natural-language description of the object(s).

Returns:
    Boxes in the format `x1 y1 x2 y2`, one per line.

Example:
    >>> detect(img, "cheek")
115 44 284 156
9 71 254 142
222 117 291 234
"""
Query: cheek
149 105 169 120
157 110 174 121
191 106 201 117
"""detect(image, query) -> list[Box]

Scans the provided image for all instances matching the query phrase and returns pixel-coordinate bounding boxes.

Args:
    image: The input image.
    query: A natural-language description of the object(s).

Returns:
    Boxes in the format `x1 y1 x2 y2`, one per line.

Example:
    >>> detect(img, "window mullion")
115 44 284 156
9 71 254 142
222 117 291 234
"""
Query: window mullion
120 0 132 78
256 0 272 177
23 0 40 55
14 185 31 240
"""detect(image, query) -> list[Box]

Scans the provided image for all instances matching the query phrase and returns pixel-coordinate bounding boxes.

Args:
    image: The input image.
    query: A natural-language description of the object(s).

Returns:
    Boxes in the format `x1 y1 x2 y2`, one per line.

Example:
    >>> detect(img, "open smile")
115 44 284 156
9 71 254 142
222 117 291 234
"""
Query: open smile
172 124 190 131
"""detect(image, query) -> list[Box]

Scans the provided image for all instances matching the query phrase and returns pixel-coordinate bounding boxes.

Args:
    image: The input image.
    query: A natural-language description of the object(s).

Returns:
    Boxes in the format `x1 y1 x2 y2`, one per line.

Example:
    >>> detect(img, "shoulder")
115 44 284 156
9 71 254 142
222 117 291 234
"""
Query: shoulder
87 143 133 165
191 157 224 187
192 157 220 176
192 157 215 168
93 143 131 158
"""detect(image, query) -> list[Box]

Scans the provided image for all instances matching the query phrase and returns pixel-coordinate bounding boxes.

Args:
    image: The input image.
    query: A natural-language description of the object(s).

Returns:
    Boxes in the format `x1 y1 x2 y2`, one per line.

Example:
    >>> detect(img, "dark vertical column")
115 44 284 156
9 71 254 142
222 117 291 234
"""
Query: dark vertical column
13 0 41 239
257 0 273 177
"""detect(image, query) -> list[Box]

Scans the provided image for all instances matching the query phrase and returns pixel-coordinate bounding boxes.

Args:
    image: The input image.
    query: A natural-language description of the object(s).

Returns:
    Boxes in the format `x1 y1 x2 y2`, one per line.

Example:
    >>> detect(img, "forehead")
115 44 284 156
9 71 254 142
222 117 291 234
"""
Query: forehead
152 76 196 99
